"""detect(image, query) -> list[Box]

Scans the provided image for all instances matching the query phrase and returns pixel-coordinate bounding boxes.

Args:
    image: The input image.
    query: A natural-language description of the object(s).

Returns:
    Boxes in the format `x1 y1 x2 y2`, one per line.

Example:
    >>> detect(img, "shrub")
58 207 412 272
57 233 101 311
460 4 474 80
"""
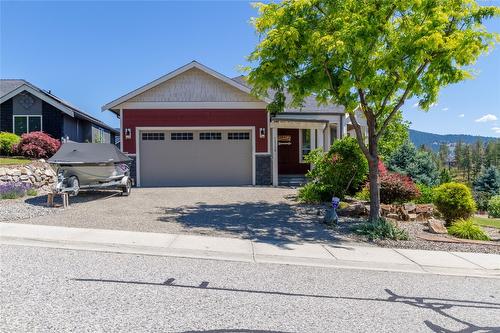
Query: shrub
298 137 368 202
355 218 409 241
13 131 60 159
354 186 370 201
488 195 500 218
413 184 434 204
433 182 476 225
473 167 500 211
387 140 439 186
448 219 490 241
26 188 37 196
439 168 453 184
379 170 421 204
0 182 31 199
0 132 20 156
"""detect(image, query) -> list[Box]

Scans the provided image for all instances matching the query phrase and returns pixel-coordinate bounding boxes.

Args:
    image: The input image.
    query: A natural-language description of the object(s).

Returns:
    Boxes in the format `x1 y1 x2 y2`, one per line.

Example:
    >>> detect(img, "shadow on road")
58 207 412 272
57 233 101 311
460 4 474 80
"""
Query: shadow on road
156 202 358 246
73 277 500 332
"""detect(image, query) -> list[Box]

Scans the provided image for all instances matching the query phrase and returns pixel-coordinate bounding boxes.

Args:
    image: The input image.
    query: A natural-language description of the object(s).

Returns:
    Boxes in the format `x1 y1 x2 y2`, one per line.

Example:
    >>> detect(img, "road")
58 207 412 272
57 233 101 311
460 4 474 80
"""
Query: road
1 245 499 332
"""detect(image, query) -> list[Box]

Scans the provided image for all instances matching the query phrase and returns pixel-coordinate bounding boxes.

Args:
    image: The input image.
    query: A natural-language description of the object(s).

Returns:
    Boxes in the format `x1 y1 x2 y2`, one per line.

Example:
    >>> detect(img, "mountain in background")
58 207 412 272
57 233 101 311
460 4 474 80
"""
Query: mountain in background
409 129 498 151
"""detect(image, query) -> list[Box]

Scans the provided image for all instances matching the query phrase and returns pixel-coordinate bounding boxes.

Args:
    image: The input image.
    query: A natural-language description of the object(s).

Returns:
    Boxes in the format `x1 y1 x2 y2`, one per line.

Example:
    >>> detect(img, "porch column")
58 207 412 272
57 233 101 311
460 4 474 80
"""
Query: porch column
317 128 324 151
272 127 278 187
324 126 330 150
337 123 342 140
311 128 316 149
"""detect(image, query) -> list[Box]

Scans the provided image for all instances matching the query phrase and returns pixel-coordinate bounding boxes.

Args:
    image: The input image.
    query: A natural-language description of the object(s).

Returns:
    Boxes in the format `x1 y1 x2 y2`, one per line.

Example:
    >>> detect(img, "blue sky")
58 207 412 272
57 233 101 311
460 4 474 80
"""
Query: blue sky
1 1 499 137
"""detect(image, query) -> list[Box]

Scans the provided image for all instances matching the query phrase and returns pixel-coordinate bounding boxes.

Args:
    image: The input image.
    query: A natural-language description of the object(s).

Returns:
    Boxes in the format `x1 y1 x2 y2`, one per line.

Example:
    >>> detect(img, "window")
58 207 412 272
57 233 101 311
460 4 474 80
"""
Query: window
228 132 250 140
330 124 338 145
13 115 42 136
171 132 193 141
199 132 222 140
300 129 311 162
142 132 165 141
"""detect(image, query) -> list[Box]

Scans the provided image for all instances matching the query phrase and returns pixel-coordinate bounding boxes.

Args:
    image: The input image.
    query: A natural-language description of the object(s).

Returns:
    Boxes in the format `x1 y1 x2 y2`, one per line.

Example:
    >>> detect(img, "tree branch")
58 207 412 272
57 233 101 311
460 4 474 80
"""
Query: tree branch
376 61 429 139
348 111 371 159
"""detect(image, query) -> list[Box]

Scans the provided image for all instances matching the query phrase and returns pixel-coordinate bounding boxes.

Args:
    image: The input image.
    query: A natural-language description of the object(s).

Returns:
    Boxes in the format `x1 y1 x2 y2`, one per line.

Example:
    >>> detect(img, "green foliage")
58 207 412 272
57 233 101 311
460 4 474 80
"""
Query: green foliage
378 112 409 161
355 219 409 241
354 187 370 201
433 182 476 224
26 188 37 197
488 195 500 218
298 137 368 202
439 169 453 184
413 184 435 204
447 219 490 241
473 167 500 211
248 0 499 220
387 141 439 186
0 132 21 156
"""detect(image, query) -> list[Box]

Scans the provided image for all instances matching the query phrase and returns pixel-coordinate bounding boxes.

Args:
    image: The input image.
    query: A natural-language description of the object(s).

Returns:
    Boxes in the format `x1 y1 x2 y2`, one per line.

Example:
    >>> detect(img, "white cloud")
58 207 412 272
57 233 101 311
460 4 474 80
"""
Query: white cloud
412 102 419 108
441 107 449 111
458 114 465 118
492 127 500 134
475 114 498 123
430 103 438 108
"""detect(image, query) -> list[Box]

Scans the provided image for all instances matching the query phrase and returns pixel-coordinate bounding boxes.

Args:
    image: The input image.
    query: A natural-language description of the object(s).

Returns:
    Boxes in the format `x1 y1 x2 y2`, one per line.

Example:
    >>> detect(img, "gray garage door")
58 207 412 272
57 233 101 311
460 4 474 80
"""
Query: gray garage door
139 130 253 186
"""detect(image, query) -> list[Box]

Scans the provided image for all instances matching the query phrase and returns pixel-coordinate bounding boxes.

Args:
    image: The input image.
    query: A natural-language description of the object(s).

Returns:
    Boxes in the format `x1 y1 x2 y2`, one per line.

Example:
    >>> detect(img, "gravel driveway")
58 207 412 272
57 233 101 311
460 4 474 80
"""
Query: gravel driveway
2 187 348 244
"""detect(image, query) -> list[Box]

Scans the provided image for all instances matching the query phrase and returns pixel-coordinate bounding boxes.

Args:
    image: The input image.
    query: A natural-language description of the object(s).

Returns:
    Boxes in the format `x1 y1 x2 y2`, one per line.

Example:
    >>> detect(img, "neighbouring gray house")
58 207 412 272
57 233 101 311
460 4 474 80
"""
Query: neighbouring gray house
0 79 117 143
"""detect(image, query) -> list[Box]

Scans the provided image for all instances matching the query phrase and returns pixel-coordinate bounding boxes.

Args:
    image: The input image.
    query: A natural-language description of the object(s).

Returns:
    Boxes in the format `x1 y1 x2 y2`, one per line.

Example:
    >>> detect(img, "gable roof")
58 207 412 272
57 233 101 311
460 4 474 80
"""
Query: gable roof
0 79 118 133
101 61 272 113
232 76 345 114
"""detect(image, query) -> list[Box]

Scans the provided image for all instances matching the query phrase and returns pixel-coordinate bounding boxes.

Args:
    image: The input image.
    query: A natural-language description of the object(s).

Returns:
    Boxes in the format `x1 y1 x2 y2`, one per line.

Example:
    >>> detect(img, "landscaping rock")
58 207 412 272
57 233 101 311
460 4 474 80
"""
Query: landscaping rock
337 203 368 217
427 218 448 234
0 161 56 191
404 203 416 213
387 213 399 220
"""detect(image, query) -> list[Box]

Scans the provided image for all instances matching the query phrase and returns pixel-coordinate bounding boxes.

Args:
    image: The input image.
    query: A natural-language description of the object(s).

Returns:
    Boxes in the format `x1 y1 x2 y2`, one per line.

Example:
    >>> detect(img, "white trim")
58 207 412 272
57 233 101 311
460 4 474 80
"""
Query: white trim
102 61 271 111
135 126 256 187
299 128 313 163
270 119 327 130
12 115 43 135
119 108 123 151
271 127 278 186
267 111 271 154
115 101 267 110
1 85 75 117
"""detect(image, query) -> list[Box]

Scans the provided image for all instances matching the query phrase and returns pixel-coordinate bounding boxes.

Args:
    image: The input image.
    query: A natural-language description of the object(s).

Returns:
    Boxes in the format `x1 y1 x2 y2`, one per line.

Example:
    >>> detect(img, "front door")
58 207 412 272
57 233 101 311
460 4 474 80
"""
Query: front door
277 129 310 175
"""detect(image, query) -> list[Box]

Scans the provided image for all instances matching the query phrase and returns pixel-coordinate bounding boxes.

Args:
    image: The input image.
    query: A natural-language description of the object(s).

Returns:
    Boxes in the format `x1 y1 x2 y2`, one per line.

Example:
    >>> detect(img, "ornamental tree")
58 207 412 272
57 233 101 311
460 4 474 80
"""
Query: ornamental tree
247 0 499 222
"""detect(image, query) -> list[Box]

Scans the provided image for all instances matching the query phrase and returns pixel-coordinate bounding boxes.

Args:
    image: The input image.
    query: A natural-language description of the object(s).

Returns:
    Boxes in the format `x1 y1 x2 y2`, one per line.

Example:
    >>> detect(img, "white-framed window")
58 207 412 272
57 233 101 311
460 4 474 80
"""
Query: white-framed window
299 129 312 163
142 132 165 141
13 115 42 136
200 132 222 140
228 132 250 140
171 132 193 141
330 124 338 145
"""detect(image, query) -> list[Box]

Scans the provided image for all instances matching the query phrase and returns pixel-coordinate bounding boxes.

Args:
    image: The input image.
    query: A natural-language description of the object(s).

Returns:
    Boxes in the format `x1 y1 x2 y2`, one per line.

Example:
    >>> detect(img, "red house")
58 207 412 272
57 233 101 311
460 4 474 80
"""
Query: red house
102 61 366 187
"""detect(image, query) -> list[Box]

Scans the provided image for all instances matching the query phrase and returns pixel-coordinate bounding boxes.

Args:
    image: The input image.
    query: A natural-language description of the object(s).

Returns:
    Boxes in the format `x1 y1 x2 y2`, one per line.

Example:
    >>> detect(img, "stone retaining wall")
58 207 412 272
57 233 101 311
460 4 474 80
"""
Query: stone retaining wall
0 160 57 191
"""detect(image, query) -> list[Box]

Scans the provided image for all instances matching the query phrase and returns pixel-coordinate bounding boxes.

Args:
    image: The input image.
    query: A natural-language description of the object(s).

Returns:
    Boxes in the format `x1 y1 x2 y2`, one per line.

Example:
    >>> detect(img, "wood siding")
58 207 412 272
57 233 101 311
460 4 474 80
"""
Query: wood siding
122 109 269 154
129 68 261 103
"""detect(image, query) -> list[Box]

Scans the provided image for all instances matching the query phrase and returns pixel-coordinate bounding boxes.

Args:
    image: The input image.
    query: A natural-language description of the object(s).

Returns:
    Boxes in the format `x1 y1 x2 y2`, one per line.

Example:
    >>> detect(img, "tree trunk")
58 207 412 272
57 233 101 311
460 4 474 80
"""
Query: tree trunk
368 156 381 222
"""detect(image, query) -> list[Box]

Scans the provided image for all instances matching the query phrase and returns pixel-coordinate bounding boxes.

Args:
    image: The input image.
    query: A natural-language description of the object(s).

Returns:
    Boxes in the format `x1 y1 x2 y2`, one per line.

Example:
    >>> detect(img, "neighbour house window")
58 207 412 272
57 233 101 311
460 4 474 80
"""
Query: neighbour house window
13 115 42 136
142 132 165 141
300 129 311 163
171 132 193 141
199 132 222 140
228 132 250 140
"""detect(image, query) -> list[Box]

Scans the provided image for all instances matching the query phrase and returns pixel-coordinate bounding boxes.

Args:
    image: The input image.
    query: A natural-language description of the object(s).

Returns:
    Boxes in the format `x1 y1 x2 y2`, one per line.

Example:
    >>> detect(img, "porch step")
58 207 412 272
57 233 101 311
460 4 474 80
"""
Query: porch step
278 175 307 187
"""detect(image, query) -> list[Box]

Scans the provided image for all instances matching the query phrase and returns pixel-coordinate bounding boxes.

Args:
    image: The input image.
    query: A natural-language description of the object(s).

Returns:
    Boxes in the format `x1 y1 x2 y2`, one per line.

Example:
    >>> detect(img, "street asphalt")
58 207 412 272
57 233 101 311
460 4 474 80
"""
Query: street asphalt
1 245 499 333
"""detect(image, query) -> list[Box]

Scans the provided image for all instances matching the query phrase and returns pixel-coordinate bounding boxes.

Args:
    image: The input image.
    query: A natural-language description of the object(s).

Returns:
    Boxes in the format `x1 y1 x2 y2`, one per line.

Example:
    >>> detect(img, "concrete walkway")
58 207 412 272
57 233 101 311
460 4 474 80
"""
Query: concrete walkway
1 222 499 278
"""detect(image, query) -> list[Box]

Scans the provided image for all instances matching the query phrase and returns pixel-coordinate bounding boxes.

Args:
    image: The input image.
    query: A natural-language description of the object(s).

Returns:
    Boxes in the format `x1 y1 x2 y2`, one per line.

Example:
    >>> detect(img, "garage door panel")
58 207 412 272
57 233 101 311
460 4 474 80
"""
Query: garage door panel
139 130 252 186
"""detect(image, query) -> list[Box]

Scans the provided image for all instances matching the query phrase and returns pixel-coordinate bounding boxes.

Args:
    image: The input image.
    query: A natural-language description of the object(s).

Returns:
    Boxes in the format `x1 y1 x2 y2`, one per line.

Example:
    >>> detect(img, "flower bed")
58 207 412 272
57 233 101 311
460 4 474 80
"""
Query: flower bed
0 182 37 199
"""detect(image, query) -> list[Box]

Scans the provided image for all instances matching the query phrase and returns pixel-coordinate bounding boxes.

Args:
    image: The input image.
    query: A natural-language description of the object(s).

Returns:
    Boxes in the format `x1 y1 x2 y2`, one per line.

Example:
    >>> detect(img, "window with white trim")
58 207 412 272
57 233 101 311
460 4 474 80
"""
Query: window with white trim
13 115 42 136
199 132 222 140
171 132 193 141
228 132 250 140
300 129 311 163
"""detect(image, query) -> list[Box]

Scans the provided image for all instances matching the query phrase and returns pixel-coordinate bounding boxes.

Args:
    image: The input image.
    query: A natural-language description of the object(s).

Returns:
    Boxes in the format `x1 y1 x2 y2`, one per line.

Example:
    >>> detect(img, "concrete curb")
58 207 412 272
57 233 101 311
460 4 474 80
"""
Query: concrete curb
1 222 499 279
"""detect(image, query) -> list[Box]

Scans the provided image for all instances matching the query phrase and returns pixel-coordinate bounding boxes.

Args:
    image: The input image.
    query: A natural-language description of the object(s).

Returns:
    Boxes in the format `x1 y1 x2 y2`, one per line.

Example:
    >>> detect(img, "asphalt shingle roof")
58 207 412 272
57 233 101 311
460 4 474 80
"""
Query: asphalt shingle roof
0 79 117 133
232 75 344 113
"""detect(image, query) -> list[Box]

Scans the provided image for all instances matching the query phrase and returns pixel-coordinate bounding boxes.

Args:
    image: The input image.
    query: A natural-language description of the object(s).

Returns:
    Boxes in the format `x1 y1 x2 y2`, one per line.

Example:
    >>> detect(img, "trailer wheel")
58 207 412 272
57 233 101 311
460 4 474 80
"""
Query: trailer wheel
68 176 80 196
122 178 132 196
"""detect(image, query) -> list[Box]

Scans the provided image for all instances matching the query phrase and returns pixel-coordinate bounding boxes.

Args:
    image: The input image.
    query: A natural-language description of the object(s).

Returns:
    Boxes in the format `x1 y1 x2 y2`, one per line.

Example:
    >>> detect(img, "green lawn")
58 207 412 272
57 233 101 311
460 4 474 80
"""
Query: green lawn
0 157 32 166
472 216 500 229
